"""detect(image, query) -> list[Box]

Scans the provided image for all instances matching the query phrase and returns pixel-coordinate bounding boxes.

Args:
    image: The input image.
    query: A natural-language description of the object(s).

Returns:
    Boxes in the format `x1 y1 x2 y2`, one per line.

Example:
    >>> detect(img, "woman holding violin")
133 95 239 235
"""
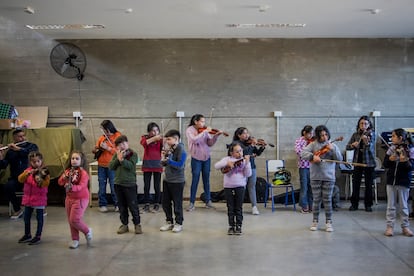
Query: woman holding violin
140 122 163 213
232 127 268 215
186 114 226 211
92 120 122 213
294 125 314 214
346 115 376 212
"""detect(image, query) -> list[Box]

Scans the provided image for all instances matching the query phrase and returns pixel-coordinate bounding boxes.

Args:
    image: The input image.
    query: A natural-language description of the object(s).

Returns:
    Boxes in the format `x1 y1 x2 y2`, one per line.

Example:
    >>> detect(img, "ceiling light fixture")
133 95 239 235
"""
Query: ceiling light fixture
26 24 105 30
24 6 35 14
125 8 133 13
226 23 306 28
259 5 270 12
370 9 381 14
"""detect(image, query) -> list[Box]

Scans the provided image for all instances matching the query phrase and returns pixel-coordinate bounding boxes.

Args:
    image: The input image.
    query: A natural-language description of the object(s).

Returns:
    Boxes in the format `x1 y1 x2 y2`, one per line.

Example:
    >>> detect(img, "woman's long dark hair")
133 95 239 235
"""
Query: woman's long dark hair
314 125 330 143
188 114 204 126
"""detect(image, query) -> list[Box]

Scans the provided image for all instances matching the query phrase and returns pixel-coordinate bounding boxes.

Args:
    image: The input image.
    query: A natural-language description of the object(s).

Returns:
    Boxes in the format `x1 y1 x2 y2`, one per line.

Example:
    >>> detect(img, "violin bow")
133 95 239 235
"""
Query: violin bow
320 159 367 167
208 106 214 126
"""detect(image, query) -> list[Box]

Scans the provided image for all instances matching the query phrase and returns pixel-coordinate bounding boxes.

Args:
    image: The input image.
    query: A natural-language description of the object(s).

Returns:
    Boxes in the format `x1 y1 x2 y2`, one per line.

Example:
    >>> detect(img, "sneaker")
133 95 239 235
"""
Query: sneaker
325 221 334 232
99 206 108 213
402 227 413 237
205 200 214 209
172 224 183 233
152 204 160 213
365 206 373 212
135 224 143 234
43 211 48 217
227 227 235 235
11 209 24 219
85 228 92 245
186 203 195 212
252 206 260 215
114 206 119 212
384 226 393 237
234 225 242 235
160 222 174 231
143 204 150 213
301 208 309 214
349 205 358 211
117 224 129 234
18 234 32 243
409 212 414 219
28 236 41 245
69 240 79 249
310 221 318 231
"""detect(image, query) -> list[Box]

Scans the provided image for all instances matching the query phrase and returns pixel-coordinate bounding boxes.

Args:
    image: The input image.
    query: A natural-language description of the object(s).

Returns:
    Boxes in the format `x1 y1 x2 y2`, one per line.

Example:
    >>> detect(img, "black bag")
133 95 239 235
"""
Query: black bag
94 149 103 160
244 176 267 203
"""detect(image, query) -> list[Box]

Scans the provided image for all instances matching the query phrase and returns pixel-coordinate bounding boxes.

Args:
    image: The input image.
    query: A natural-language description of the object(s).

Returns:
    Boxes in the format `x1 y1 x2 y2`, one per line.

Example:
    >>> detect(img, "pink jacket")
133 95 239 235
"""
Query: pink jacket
58 167 90 200
18 167 50 207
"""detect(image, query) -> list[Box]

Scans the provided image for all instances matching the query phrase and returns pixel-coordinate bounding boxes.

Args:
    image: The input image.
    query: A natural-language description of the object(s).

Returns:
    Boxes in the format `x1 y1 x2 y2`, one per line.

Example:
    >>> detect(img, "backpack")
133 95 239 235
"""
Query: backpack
272 168 291 185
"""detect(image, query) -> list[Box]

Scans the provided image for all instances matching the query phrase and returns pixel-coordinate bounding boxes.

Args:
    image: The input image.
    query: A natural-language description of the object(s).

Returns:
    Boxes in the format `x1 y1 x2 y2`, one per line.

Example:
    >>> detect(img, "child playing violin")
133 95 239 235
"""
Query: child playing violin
301 125 343 232
215 142 251 235
232 127 266 215
140 122 163 213
346 115 376 212
186 114 225 211
383 128 414 237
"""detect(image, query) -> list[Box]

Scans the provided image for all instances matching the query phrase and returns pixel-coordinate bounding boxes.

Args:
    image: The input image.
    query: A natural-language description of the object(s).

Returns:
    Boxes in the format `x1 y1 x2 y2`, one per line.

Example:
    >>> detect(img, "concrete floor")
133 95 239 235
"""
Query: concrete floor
0 201 413 276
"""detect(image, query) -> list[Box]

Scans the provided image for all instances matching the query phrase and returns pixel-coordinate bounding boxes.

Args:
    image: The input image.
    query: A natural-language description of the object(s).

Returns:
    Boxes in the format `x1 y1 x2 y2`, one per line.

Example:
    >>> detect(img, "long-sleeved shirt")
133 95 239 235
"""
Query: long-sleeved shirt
19 167 50 207
300 140 343 181
346 131 376 167
214 156 252 188
186 126 218 161
95 131 122 167
383 145 414 188
140 135 163 172
108 149 138 187
0 141 38 180
58 168 89 200
295 136 311 169
162 143 186 183
238 141 265 170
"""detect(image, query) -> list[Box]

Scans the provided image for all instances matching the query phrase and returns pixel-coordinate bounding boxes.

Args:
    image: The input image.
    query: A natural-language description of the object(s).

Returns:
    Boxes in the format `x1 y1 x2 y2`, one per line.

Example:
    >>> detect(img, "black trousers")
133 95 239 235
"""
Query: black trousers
115 184 140 225
143 172 162 204
351 166 375 208
162 180 185 225
225 186 245 227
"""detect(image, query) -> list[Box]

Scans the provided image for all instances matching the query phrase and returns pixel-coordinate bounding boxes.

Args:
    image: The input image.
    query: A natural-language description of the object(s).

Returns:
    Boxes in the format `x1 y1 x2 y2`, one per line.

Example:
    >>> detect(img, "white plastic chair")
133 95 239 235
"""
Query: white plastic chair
264 160 296 212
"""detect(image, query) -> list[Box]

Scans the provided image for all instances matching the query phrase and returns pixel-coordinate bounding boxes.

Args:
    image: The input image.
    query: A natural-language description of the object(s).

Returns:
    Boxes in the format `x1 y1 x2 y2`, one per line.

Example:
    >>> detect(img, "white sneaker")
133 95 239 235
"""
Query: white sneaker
69 240 79 249
205 201 214 209
160 222 174 231
99 206 108 213
85 228 92 245
252 206 260 215
186 203 195 212
172 224 183 233
310 221 318 231
114 206 119 212
325 221 334 232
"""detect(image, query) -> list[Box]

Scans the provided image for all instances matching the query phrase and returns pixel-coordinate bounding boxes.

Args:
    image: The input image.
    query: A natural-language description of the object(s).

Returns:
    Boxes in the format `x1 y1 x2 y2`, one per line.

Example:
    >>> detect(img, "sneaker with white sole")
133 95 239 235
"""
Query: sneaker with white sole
205 201 214 209
160 222 174 231
69 240 79 249
114 206 119 212
85 228 92 245
99 206 108 213
325 220 334 232
186 203 195 212
252 206 260 215
11 209 24 219
172 224 183 233
18 234 32 243
310 220 318 231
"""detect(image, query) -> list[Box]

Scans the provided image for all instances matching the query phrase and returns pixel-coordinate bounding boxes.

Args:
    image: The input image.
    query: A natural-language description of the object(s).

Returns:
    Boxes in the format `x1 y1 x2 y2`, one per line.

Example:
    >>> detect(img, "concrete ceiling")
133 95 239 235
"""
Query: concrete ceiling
1 0 414 39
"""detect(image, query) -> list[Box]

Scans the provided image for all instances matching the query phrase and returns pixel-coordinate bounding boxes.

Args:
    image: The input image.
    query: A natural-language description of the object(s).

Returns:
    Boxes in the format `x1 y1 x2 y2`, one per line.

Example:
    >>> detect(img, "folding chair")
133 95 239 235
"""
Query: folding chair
264 160 296 212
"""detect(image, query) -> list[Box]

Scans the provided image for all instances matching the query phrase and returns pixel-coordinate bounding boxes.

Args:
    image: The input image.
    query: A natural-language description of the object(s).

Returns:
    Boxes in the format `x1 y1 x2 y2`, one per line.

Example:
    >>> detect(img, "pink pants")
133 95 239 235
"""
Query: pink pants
65 197 89 241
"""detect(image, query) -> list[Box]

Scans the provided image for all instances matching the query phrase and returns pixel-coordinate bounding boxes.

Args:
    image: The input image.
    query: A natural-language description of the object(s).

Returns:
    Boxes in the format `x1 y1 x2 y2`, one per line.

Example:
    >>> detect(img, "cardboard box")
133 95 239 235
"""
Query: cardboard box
0 119 14 129
15 106 48 129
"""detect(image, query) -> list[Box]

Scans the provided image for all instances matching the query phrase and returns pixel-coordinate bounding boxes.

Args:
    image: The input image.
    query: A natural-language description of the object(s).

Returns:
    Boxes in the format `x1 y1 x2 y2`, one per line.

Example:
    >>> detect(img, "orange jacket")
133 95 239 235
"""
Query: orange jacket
95 131 122 167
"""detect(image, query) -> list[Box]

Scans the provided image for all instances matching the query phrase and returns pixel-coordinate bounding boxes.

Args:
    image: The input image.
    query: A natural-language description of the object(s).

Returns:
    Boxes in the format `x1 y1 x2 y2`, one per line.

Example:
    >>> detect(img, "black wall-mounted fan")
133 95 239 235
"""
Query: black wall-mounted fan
50 42 86 80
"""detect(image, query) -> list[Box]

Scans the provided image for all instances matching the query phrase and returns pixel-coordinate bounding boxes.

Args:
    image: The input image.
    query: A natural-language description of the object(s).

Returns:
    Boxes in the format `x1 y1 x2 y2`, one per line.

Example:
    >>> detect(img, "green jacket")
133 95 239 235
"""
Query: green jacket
108 150 138 187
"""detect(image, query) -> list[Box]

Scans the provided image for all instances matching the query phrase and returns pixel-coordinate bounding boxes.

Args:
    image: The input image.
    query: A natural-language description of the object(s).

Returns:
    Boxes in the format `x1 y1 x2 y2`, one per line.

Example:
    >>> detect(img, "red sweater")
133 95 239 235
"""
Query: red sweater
140 135 163 173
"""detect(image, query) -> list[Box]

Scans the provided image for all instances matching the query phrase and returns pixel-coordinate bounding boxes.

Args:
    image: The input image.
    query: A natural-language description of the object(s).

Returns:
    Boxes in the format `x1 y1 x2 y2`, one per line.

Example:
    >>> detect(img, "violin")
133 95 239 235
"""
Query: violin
306 137 315 145
314 136 343 157
221 158 245 174
246 137 275 147
198 127 229 137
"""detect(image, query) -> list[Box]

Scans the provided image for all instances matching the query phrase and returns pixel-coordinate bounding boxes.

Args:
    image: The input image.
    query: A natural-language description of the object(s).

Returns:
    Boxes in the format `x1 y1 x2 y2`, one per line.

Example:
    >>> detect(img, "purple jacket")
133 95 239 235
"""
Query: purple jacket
186 126 219 161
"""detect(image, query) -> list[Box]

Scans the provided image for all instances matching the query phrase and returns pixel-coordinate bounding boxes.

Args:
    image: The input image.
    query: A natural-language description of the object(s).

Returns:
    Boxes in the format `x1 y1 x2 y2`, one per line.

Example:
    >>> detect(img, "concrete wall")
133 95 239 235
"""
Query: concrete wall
1 21 414 199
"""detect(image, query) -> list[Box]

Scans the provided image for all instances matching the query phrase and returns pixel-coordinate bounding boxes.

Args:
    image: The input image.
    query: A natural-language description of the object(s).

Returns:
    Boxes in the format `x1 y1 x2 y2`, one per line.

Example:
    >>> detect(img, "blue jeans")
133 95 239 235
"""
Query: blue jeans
98 166 117 207
299 168 313 209
24 206 44 237
247 169 257 206
190 157 211 204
